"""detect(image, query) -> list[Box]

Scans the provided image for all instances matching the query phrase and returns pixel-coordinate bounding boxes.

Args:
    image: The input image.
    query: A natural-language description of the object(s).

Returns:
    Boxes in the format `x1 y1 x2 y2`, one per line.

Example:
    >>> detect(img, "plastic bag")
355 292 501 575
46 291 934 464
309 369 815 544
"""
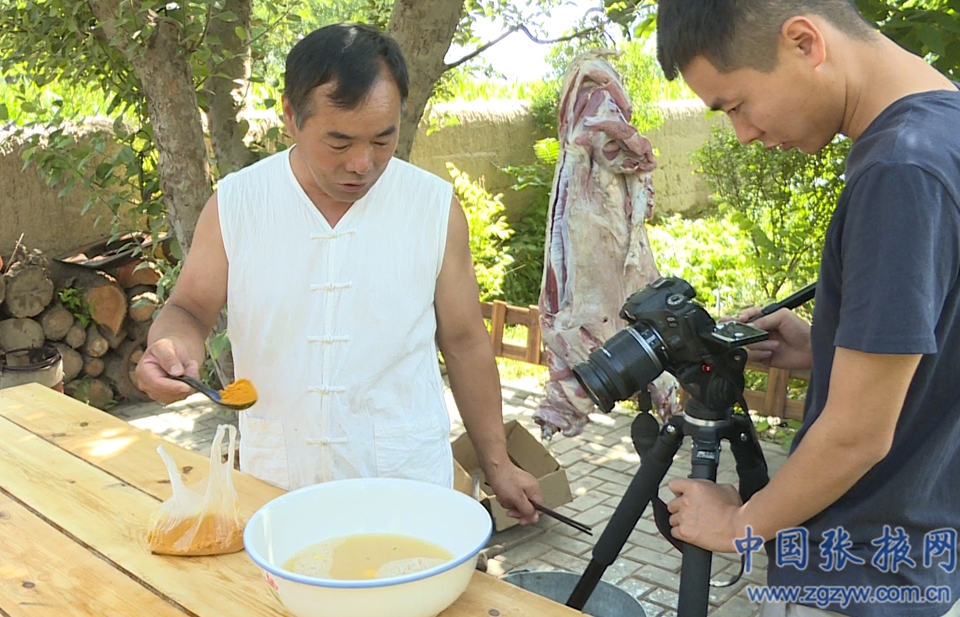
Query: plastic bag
147 424 245 556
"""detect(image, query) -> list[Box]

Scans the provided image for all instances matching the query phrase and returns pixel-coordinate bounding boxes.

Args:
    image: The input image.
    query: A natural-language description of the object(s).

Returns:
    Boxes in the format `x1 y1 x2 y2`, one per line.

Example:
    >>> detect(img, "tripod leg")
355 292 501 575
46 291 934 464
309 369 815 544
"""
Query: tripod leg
727 412 769 501
566 415 684 611
677 423 723 617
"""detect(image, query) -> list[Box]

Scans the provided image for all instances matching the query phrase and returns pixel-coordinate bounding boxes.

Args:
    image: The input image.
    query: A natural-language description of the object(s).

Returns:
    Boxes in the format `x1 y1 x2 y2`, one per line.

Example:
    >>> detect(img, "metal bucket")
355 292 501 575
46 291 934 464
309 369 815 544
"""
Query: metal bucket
502 570 646 617
0 345 64 392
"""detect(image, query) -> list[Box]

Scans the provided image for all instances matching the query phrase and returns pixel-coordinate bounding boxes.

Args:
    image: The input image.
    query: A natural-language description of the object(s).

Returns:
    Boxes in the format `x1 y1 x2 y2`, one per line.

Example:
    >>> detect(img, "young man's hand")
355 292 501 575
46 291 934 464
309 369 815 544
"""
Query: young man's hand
666 478 744 553
736 308 813 371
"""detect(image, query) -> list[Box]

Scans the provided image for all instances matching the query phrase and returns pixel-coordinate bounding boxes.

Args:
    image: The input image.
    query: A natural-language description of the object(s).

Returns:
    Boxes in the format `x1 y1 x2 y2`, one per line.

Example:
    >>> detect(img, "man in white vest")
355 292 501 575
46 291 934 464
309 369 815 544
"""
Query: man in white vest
136 23 543 525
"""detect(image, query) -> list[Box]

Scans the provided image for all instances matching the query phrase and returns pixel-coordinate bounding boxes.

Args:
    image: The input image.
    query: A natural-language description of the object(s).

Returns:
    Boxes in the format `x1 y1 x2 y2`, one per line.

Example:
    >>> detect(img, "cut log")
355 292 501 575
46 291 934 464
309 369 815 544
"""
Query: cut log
53 343 83 383
128 291 160 323
103 339 150 402
64 378 114 410
98 323 127 349
2 250 55 318
83 324 109 358
125 284 155 301
48 261 127 335
40 303 75 341
82 355 105 378
64 323 87 349
0 318 45 351
83 284 128 335
116 260 161 289
124 318 152 343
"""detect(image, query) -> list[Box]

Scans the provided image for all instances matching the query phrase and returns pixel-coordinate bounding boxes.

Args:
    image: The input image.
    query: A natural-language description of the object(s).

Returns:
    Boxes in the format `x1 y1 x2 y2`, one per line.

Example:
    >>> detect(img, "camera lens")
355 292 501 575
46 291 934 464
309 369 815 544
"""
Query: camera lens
572 324 666 413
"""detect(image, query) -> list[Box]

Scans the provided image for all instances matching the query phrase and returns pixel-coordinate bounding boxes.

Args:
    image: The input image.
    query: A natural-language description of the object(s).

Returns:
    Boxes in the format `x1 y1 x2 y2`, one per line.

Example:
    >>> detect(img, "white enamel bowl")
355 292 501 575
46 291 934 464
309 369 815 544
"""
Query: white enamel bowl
243 477 493 617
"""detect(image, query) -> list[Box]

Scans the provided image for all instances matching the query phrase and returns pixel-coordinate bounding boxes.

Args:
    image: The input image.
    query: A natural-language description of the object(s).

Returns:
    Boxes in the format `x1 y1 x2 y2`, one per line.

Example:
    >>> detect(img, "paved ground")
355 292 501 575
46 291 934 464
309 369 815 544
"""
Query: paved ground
114 379 788 617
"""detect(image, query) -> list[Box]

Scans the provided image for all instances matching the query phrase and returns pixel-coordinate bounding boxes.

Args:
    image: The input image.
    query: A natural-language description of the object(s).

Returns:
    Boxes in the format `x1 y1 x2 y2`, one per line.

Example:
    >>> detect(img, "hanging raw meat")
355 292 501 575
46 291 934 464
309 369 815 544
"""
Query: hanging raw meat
535 50 681 438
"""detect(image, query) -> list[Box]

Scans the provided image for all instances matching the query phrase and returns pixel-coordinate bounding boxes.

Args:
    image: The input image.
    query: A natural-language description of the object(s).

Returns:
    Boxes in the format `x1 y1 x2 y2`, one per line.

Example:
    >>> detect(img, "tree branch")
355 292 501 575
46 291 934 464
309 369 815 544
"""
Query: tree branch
444 22 605 71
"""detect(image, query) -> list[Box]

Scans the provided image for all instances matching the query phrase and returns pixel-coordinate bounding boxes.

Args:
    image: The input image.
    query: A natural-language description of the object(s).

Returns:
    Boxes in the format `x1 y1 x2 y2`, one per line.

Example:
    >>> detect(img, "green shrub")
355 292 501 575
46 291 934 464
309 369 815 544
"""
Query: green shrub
648 213 761 312
447 163 514 301
692 128 850 303
499 138 558 307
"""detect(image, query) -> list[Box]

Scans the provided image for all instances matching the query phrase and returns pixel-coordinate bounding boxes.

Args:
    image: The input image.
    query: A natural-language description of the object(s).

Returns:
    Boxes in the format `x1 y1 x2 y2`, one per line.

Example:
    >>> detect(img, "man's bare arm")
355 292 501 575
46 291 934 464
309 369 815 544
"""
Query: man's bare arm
435 197 542 522
667 348 921 551
136 193 229 403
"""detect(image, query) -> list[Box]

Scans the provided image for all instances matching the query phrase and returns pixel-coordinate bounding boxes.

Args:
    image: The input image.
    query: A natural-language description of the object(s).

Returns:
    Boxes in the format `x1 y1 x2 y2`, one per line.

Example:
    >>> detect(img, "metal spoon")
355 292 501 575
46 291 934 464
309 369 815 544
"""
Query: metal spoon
169 375 256 410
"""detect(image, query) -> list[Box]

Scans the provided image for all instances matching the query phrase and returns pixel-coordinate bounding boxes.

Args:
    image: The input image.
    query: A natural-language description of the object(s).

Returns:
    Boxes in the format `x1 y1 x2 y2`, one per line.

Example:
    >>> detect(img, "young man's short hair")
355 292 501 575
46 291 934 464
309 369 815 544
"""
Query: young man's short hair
657 0 875 80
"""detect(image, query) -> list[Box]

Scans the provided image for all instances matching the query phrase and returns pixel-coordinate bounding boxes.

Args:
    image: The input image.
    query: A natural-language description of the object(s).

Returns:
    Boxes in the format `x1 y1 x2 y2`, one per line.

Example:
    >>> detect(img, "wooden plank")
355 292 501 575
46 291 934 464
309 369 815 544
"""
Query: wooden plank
783 399 805 421
489 300 507 356
763 367 791 419
744 389 806 421
0 386 582 617
0 492 187 616
0 412 287 617
743 389 766 415
525 305 543 364
0 384 284 519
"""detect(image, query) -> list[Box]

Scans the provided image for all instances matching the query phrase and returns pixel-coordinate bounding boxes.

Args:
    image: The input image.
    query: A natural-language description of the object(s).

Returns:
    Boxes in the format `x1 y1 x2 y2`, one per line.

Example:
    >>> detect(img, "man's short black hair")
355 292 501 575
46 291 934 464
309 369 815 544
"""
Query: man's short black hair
656 0 876 81
284 23 408 128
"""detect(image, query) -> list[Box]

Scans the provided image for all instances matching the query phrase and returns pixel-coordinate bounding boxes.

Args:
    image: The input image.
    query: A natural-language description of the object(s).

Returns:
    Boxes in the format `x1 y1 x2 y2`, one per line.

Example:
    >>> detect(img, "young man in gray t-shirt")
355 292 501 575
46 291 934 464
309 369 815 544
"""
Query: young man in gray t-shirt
655 1 960 616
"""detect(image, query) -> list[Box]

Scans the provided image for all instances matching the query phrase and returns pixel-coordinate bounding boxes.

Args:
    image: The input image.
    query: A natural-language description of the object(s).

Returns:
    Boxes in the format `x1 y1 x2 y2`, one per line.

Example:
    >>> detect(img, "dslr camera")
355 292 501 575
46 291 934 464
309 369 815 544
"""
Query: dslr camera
573 276 768 414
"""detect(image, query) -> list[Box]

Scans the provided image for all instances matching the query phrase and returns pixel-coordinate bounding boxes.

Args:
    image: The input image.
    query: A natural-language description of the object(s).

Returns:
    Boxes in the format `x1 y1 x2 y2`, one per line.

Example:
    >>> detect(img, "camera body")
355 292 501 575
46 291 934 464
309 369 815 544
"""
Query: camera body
573 276 768 414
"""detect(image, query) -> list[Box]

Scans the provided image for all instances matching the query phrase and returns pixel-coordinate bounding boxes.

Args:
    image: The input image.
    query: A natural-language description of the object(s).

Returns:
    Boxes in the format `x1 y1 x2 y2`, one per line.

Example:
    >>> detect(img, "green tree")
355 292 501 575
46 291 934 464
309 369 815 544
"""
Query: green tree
854 0 960 80
692 128 850 301
0 0 608 257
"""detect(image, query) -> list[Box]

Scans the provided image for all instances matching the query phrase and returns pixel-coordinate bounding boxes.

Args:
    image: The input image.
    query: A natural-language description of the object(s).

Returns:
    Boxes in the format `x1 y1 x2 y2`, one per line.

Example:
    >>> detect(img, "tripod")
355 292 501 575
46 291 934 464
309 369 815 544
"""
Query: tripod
566 398 770 617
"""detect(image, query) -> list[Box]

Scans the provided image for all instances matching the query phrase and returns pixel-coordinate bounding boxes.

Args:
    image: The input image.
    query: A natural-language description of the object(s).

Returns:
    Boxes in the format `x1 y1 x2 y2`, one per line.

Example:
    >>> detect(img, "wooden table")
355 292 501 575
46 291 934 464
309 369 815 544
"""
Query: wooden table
0 383 582 616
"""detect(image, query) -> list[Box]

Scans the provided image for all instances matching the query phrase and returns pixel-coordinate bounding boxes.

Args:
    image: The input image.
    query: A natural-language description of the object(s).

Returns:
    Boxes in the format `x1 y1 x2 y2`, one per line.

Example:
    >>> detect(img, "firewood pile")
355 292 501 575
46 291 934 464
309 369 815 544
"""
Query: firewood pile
0 241 163 409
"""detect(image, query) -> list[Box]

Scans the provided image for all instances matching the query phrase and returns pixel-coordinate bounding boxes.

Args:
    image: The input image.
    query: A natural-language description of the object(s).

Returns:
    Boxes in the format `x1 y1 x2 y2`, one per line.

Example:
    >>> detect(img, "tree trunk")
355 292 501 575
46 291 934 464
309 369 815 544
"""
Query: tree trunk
387 0 464 160
87 2 213 255
204 0 256 177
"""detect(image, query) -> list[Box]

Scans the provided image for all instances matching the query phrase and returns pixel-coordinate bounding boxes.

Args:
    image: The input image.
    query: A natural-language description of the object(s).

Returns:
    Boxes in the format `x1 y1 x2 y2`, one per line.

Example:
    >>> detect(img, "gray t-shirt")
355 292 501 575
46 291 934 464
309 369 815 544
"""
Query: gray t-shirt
766 88 960 616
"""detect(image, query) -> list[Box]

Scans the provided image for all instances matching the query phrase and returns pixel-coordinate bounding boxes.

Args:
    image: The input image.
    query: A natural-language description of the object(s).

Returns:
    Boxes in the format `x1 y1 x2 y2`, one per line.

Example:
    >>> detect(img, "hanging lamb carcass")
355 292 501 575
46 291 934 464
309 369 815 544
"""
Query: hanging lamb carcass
535 50 681 438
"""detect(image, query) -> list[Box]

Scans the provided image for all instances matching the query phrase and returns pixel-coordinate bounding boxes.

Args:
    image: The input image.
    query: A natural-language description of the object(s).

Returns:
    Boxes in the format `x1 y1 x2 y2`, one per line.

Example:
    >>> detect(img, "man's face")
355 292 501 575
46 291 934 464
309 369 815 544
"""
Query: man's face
682 53 838 155
283 74 401 204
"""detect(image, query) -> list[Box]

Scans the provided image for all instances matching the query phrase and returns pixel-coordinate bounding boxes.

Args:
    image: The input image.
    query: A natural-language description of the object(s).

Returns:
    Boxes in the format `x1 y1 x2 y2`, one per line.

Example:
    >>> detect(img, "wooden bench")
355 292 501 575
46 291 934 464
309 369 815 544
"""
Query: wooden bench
480 300 548 365
480 300 808 420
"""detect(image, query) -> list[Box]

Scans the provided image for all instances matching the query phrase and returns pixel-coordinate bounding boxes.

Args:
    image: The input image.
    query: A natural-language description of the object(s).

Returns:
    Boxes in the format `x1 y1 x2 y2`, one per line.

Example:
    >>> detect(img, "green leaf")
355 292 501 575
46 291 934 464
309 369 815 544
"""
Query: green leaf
919 23 945 56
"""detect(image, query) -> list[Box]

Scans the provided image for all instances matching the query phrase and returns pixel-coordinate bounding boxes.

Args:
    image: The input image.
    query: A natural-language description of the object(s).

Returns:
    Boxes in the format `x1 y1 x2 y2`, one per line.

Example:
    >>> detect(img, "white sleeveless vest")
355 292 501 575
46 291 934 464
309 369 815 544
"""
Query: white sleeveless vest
217 148 454 490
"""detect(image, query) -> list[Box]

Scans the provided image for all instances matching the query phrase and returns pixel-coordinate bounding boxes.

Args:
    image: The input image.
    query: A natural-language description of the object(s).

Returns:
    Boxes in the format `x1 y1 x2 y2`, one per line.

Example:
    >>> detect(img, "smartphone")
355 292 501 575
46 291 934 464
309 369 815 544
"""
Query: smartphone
709 321 769 346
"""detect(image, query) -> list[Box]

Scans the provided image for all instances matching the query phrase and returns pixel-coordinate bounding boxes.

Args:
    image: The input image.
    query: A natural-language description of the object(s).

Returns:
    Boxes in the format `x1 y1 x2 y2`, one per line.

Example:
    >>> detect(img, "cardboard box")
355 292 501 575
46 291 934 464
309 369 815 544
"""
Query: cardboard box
451 419 572 531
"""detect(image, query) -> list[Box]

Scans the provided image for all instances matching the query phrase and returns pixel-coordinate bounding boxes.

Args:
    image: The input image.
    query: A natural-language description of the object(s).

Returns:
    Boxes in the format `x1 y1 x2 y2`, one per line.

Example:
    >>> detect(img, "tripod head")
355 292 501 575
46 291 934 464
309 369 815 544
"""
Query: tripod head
572 276 768 420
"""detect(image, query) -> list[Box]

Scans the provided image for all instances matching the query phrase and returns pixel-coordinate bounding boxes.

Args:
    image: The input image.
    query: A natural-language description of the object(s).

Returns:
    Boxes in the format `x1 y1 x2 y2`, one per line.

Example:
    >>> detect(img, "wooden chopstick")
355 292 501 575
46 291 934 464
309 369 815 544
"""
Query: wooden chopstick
533 502 593 536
